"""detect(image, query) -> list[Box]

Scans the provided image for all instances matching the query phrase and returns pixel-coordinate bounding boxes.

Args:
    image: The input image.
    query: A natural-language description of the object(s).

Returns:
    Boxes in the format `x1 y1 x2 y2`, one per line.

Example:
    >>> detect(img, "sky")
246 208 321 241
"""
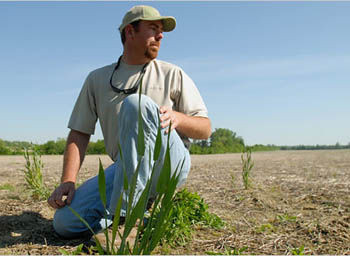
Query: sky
1 1 349 146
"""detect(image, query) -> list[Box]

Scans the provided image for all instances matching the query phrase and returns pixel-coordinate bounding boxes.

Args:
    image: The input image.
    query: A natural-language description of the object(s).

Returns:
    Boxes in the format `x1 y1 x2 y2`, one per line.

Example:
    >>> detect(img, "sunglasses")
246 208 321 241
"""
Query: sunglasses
110 56 150 95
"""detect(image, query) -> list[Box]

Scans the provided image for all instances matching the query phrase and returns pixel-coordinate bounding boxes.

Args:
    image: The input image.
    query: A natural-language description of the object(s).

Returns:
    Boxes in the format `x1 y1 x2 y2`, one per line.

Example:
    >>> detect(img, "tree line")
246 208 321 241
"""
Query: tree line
0 138 106 155
189 128 279 154
1 128 349 155
280 143 350 151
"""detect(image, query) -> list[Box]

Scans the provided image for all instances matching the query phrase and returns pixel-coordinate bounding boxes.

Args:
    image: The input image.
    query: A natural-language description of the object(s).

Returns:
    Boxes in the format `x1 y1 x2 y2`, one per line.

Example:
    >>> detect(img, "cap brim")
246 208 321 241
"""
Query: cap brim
142 16 176 32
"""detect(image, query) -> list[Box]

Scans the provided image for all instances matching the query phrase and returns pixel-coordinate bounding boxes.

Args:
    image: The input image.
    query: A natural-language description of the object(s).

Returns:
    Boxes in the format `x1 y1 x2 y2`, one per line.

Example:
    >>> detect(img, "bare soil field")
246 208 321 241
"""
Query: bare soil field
0 150 349 254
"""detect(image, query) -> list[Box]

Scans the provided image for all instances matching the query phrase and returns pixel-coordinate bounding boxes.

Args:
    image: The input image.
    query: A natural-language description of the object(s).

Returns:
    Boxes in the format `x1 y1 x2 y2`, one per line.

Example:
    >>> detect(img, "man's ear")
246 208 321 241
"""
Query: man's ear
124 24 135 41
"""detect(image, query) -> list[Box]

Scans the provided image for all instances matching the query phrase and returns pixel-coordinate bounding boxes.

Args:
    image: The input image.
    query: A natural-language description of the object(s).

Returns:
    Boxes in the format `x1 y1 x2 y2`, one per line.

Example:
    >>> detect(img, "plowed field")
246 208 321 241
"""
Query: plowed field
0 150 349 254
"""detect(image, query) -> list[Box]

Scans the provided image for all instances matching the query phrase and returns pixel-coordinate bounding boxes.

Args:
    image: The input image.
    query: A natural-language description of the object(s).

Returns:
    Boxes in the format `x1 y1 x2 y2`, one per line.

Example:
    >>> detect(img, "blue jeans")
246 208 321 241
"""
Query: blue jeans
53 95 191 238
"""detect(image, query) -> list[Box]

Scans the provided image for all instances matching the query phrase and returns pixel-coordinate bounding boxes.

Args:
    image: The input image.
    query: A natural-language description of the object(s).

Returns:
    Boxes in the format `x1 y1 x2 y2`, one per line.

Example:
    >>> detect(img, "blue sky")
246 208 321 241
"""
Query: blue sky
1 1 349 146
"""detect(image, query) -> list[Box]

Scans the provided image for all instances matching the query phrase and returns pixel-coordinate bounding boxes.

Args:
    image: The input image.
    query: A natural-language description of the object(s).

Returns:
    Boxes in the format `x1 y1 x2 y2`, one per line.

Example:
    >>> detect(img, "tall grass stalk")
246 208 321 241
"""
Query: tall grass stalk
23 148 50 200
69 78 182 254
241 147 254 189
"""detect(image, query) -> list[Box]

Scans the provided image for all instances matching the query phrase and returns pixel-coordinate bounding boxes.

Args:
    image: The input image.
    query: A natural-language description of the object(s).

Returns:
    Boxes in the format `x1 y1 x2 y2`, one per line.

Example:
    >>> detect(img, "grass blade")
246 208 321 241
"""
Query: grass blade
98 159 106 209
111 193 123 254
118 143 128 191
153 112 162 161
137 79 145 156
68 206 104 254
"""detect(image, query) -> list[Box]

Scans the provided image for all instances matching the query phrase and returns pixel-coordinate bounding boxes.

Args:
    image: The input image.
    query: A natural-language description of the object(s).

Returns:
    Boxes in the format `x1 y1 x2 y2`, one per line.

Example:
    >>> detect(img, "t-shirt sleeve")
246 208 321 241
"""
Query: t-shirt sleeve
68 72 97 134
174 68 208 118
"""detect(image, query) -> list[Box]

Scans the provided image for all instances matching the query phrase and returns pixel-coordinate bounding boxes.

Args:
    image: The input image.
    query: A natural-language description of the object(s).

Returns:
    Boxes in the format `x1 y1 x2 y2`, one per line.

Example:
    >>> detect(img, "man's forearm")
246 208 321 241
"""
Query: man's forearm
175 112 211 140
61 129 91 183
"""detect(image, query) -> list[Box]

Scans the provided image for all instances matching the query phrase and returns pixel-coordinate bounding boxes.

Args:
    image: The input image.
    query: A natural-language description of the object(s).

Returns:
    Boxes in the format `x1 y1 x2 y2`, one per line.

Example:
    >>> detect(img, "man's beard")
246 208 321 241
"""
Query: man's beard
144 44 159 60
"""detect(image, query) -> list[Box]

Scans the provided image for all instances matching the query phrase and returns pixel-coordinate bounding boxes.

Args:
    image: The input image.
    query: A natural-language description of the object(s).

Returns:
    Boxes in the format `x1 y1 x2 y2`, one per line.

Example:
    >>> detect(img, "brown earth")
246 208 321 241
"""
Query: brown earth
0 150 349 254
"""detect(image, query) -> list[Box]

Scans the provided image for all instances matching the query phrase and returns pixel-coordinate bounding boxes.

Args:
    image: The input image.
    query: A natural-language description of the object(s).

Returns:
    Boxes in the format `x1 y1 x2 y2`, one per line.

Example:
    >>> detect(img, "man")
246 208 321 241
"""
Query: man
48 5 211 239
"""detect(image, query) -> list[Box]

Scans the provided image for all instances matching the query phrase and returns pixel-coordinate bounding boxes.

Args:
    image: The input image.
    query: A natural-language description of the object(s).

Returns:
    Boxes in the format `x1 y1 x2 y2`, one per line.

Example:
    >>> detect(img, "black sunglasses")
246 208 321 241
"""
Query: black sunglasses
110 56 150 95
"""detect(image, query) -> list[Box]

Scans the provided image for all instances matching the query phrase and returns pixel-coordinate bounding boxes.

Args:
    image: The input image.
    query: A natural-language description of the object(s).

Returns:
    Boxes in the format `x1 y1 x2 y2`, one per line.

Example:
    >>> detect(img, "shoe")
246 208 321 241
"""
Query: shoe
91 225 138 252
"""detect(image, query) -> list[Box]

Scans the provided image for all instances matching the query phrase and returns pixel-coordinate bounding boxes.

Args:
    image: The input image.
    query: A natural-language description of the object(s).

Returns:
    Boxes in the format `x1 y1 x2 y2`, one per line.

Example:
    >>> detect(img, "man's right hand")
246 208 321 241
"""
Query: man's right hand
47 181 75 209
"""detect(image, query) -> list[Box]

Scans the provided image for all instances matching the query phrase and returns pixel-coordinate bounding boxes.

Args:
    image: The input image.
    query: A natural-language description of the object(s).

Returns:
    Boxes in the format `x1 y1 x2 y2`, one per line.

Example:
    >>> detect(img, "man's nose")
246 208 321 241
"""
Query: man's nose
155 31 163 41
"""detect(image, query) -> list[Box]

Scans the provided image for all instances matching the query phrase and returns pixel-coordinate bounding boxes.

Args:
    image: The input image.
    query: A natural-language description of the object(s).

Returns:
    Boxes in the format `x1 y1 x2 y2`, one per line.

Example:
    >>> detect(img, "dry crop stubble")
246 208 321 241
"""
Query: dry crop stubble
0 149 349 254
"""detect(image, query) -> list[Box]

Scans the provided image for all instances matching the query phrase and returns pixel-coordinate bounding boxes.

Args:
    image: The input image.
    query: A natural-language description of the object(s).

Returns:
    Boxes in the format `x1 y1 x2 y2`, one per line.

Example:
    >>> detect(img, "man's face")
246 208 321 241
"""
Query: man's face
132 20 164 60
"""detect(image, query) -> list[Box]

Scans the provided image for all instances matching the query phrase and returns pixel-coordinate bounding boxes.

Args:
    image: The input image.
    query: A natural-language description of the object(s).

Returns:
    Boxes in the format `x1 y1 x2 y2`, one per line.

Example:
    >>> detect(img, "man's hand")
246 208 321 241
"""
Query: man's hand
159 106 211 140
159 106 181 132
47 182 75 209
47 129 90 209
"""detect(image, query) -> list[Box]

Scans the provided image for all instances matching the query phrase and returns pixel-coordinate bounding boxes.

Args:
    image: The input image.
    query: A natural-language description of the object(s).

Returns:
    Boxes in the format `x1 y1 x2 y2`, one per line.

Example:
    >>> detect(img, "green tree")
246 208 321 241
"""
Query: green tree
0 139 11 155
87 140 106 154
39 138 66 154
210 128 245 153
190 139 210 154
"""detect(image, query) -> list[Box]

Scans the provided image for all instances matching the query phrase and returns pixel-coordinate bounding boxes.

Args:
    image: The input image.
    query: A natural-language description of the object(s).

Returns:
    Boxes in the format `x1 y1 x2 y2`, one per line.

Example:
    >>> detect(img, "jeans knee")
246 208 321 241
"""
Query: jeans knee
121 94 138 114
53 207 83 238
119 94 158 129
121 95 157 116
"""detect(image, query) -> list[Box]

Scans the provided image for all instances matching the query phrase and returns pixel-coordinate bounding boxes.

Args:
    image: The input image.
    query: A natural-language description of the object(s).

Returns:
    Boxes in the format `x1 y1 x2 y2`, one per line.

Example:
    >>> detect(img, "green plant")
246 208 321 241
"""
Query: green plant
0 183 15 191
162 188 224 246
23 149 50 200
241 147 254 189
69 80 183 255
206 245 247 255
276 214 297 223
58 244 84 255
255 223 275 233
230 172 235 187
290 245 305 255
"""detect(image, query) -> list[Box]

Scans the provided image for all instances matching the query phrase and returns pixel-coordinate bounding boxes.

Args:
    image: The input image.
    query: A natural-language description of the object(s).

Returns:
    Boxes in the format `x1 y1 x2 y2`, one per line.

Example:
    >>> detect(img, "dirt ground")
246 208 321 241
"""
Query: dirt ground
0 150 349 254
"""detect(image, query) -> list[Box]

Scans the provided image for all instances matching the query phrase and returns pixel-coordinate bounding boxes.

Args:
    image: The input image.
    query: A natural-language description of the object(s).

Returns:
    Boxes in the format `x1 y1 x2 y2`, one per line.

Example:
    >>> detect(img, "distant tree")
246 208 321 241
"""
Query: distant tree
39 138 66 155
335 142 341 149
250 144 279 152
210 128 245 153
87 140 106 154
189 143 203 154
0 139 11 155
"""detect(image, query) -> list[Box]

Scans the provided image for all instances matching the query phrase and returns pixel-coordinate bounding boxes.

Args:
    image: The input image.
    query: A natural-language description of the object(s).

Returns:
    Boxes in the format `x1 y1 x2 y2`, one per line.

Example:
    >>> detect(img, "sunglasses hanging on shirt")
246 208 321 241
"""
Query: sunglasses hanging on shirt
109 55 150 95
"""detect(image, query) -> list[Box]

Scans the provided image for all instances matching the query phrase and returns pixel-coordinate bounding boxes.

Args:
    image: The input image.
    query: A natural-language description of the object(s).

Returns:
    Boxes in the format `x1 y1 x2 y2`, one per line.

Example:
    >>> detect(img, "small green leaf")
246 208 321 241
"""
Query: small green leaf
156 122 172 194
156 147 171 194
118 143 129 191
98 159 106 209
126 159 142 219
68 206 105 254
111 193 123 253
153 112 162 161
58 248 69 255
137 79 145 156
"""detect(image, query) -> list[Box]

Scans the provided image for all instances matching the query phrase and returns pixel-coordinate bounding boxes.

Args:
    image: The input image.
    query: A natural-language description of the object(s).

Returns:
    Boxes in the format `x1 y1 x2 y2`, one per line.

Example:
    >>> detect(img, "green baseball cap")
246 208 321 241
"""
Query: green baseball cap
119 5 176 33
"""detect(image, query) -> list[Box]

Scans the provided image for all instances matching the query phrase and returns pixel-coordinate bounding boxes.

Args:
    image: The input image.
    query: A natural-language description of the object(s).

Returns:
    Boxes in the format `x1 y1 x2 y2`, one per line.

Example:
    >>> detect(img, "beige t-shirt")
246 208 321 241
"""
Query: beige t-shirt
68 59 208 161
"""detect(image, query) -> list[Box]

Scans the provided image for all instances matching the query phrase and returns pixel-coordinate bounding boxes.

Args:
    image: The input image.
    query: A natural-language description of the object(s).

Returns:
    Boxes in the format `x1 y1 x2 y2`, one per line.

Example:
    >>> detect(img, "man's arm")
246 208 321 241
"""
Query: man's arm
47 129 90 209
159 106 211 139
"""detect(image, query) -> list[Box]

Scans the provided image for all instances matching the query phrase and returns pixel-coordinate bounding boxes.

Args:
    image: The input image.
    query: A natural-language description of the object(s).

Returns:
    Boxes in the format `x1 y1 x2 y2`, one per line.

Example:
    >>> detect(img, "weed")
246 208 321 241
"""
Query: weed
230 173 235 187
234 194 245 202
162 188 225 246
241 147 254 189
207 245 247 255
23 149 50 200
290 245 305 255
255 223 275 233
276 214 297 223
0 183 15 191
58 244 84 255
